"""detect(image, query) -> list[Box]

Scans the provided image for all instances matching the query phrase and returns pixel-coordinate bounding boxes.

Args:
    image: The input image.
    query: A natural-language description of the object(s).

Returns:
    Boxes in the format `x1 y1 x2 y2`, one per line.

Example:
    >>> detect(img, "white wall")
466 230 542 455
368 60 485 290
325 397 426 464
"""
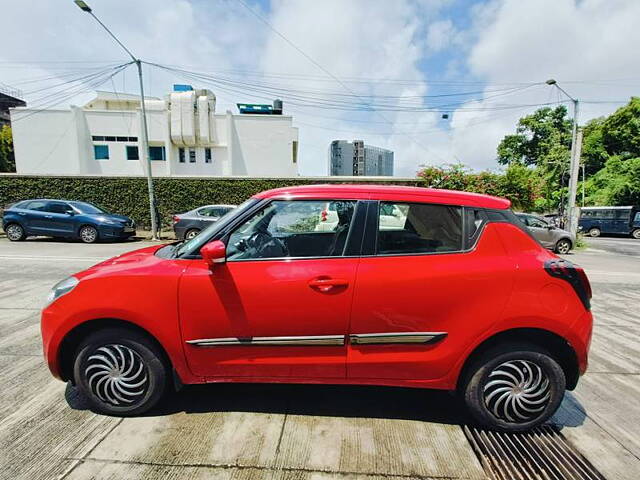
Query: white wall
11 100 299 178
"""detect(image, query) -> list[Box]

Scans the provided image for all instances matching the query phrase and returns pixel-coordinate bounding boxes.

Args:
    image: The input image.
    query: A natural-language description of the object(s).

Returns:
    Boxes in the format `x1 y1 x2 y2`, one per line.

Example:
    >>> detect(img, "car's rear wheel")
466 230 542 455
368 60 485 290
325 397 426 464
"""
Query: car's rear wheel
73 328 168 416
462 344 565 432
554 239 572 254
79 225 99 243
588 227 601 237
5 223 26 241
185 228 200 240
632 228 640 240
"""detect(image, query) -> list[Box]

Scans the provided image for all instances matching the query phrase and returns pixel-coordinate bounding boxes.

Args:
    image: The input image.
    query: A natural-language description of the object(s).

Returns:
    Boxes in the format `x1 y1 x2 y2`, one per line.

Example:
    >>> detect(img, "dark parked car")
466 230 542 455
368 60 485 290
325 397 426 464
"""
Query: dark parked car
173 204 236 240
2 199 135 243
579 206 640 238
515 213 575 254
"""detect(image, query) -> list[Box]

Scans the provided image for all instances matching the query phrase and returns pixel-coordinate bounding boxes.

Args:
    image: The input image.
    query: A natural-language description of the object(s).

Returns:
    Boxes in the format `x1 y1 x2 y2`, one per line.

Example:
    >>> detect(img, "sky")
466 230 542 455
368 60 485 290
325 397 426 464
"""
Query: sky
1 0 639 177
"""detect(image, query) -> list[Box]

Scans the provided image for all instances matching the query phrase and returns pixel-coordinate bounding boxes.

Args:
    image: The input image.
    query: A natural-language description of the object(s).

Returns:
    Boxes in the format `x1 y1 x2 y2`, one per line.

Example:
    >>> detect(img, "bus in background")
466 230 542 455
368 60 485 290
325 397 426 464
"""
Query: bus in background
579 206 640 239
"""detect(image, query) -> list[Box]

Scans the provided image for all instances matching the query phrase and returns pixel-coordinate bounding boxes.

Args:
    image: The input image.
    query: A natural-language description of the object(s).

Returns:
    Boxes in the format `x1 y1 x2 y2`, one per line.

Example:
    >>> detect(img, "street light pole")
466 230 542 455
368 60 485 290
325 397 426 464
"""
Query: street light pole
74 0 159 240
546 79 581 236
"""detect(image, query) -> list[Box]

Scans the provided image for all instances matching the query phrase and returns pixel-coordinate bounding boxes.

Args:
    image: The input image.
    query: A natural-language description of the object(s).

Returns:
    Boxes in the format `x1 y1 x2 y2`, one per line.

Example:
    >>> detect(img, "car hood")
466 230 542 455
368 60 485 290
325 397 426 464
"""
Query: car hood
76 245 164 280
86 213 133 223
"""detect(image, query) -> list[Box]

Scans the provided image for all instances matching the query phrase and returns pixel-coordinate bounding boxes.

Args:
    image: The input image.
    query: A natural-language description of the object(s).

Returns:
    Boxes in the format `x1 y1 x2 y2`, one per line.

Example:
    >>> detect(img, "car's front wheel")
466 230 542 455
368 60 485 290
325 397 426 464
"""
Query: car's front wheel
73 328 168 416
462 344 565 432
632 228 640 240
5 223 26 241
555 239 572 254
79 225 99 243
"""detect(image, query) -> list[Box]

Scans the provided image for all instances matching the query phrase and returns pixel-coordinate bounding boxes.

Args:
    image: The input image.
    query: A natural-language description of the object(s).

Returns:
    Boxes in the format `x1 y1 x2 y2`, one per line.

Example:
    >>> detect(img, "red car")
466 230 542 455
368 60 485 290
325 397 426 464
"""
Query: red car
41 185 593 431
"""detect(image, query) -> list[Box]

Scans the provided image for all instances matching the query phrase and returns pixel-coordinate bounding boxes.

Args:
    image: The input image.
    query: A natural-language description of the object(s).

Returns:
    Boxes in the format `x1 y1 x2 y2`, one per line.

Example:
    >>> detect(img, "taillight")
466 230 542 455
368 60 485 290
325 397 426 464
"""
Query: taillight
172 215 180 224
544 259 592 309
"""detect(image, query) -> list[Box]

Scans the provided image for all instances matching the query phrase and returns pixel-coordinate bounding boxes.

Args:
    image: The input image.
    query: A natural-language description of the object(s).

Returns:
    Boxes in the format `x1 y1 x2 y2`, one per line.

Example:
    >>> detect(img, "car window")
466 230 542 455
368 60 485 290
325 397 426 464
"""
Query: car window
45 202 71 214
464 208 486 248
377 202 462 255
25 200 48 211
197 207 218 217
226 200 356 260
527 216 548 228
635 212 640 222
615 209 631 220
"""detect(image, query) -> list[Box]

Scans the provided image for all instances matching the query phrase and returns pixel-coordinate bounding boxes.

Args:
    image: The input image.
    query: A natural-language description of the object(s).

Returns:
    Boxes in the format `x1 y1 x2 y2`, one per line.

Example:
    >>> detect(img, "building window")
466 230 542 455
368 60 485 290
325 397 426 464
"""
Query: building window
92 135 105 141
205 148 212 163
149 146 166 161
178 148 185 163
105 136 116 142
126 146 139 160
292 140 298 164
116 136 128 142
94 145 109 160
189 148 196 163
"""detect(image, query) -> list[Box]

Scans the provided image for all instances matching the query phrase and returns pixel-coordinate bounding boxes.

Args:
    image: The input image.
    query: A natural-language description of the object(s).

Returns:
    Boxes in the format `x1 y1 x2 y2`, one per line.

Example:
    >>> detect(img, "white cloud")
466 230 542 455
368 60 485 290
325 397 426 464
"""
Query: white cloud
426 20 457 52
449 0 640 170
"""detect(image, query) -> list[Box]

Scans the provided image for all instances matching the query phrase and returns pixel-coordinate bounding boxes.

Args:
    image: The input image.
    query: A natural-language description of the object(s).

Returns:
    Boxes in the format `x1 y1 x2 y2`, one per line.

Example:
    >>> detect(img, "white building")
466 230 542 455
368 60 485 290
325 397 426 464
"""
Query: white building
10 87 299 177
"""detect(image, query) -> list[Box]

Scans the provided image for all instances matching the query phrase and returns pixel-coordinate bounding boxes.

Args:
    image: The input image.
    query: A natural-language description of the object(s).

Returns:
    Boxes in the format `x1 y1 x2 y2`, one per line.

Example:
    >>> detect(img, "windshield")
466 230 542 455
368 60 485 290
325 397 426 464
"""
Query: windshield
71 202 110 215
174 198 259 257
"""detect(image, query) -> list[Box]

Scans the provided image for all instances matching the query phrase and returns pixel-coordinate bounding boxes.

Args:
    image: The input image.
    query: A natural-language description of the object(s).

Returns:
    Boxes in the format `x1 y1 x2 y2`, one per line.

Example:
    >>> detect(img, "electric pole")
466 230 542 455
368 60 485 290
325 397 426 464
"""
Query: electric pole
74 0 159 240
546 79 581 236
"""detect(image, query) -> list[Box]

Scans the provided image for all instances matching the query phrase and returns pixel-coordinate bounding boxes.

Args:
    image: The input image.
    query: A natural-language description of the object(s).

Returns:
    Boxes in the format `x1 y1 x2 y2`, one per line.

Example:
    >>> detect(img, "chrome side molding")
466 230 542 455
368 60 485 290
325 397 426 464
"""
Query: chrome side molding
349 332 447 345
186 335 345 347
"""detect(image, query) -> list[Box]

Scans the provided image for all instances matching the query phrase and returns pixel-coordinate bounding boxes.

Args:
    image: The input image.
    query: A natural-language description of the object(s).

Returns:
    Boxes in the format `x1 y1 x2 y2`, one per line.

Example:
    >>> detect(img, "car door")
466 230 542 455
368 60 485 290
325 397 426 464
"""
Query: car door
347 201 514 381
22 200 51 234
179 198 364 379
42 201 76 236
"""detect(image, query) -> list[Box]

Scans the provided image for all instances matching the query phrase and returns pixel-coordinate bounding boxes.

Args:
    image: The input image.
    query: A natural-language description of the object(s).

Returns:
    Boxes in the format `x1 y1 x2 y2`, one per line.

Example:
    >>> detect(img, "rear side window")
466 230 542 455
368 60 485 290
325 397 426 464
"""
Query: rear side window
464 208 487 249
45 202 71 214
377 202 462 255
25 201 47 211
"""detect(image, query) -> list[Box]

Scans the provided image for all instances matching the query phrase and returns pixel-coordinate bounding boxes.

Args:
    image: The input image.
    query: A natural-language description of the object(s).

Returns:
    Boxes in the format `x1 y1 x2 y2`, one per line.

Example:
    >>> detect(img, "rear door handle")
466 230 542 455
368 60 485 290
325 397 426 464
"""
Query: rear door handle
44 215 53 219
18 212 26 216
308 277 349 292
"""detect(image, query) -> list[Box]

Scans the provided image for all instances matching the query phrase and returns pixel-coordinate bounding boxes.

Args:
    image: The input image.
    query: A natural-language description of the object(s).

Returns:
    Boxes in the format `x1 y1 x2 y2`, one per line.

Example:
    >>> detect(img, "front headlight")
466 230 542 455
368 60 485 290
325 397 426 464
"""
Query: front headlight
46 276 79 305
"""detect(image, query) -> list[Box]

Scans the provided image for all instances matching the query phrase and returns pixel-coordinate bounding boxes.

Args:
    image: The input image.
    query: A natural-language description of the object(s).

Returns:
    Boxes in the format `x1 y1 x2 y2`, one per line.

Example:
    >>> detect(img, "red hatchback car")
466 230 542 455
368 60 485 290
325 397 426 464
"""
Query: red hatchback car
41 185 593 431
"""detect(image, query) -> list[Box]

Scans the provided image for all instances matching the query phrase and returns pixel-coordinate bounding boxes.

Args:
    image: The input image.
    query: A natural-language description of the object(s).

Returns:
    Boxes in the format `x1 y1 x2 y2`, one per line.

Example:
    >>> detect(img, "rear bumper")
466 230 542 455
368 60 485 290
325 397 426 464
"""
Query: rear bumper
173 225 187 240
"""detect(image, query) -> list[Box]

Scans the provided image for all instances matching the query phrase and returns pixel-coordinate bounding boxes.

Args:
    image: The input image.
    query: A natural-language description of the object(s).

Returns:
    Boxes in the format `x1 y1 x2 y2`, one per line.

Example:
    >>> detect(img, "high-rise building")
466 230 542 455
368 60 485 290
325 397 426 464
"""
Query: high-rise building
329 140 393 176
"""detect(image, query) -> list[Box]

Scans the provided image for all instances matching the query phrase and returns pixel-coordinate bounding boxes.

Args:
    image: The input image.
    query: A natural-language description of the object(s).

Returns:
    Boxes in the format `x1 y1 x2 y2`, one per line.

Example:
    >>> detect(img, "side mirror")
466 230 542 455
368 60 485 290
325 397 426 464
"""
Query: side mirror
547 224 555 230
200 240 226 267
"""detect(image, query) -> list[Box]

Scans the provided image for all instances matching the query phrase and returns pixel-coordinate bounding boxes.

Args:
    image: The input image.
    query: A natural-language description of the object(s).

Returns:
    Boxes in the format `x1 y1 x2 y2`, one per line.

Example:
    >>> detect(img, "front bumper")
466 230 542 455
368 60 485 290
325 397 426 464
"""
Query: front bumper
98 225 136 240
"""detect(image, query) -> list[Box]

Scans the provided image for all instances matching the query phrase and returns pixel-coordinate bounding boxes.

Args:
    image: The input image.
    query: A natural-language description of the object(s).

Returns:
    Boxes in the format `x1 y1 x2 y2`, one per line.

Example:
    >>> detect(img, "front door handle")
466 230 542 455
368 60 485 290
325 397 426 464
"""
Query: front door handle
308 277 349 293
44 215 53 219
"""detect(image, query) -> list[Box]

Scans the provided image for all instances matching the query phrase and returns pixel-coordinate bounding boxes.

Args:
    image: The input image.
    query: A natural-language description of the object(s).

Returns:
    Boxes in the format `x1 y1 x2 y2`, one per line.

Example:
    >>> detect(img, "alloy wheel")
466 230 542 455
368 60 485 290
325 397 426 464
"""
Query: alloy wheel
633 229 640 240
483 359 551 424
185 229 200 240
85 344 149 406
556 240 571 254
589 228 601 238
80 226 98 243
6 224 24 241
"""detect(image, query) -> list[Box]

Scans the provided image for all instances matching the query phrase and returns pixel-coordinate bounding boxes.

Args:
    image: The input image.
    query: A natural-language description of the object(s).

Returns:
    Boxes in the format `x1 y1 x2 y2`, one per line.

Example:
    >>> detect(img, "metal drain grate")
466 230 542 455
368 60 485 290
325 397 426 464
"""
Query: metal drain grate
464 425 606 480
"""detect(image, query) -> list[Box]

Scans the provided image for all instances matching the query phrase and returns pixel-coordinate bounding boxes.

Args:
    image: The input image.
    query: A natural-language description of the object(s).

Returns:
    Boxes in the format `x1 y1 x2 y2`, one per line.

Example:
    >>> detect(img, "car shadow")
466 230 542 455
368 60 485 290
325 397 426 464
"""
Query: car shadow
66 381 470 425
22 236 143 244
66 381 589 429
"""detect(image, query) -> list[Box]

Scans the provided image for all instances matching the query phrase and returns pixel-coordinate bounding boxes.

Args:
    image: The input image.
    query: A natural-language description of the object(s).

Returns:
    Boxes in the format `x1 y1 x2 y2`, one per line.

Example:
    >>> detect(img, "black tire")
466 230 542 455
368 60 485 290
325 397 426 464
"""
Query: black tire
554 238 572 254
79 225 99 243
73 328 168 416
632 229 640 240
185 228 201 240
462 343 565 432
588 227 601 238
5 223 26 241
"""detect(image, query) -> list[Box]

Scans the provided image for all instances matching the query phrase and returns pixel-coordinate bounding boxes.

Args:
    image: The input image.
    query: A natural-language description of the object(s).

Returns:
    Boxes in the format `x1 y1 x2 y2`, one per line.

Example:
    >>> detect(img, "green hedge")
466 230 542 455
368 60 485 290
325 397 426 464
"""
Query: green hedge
0 176 428 229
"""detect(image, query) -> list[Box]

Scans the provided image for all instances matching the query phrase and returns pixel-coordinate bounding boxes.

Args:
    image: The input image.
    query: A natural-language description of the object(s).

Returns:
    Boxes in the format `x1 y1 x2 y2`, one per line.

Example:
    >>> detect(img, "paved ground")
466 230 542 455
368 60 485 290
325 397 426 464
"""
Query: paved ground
0 236 639 479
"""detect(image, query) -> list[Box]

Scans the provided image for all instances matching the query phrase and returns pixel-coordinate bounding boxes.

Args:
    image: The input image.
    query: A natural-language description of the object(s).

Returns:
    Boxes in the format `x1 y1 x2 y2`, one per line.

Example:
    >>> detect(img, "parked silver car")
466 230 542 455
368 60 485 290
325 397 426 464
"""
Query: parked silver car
515 213 575 254
172 204 236 240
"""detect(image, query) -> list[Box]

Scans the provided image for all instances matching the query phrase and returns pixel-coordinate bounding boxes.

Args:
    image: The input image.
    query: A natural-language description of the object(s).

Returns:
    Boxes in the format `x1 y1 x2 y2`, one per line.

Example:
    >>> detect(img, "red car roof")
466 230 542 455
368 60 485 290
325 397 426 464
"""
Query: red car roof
253 184 511 210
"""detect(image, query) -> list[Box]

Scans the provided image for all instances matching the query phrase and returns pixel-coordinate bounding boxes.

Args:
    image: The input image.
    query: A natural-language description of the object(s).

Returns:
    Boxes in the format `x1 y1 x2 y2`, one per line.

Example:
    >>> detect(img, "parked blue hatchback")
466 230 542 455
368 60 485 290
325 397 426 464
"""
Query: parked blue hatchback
2 199 135 243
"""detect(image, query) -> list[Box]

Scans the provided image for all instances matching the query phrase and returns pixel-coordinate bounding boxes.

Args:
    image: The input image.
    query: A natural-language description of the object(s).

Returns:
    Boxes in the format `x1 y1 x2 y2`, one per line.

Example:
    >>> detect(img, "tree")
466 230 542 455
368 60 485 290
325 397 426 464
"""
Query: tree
585 156 640 206
497 106 572 167
600 97 640 160
0 125 15 173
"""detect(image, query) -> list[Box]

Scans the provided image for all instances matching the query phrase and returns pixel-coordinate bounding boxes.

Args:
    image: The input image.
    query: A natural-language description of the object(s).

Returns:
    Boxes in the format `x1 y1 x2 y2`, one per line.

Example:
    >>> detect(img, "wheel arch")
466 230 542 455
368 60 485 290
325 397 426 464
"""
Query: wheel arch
456 327 580 392
58 318 173 384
